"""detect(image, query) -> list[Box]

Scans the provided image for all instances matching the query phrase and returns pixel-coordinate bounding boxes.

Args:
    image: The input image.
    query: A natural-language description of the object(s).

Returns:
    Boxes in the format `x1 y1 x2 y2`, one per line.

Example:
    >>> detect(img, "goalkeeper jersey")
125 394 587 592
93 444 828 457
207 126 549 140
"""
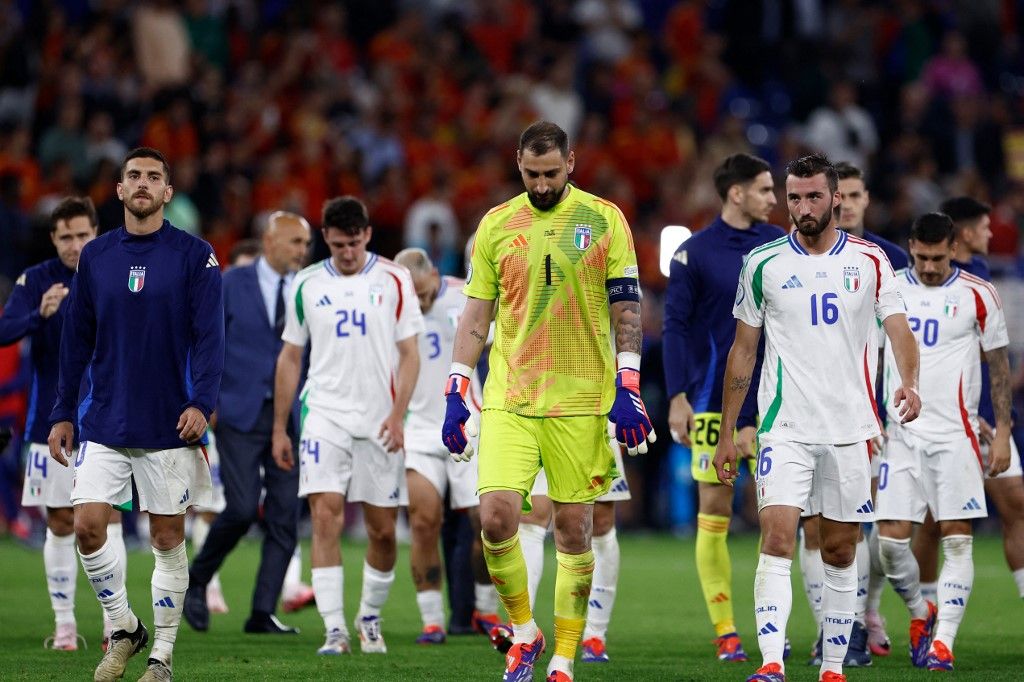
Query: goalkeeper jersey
465 185 638 417
283 253 424 437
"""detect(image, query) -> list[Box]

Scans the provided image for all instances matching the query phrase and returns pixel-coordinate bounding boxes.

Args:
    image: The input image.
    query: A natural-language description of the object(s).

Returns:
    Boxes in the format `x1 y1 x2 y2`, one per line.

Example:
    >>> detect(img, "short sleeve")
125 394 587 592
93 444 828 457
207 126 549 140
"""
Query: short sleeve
463 220 499 300
395 270 425 341
973 283 1009 352
733 254 766 328
873 254 906 322
604 205 639 281
281 276 310 346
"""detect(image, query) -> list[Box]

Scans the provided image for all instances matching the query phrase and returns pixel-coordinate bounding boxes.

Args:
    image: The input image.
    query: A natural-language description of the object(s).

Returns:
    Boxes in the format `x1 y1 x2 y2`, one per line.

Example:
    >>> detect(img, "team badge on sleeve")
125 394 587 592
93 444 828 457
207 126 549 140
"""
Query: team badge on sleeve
128 266 146 293
574 224 592 250
843 266 861 293
944 295 959 318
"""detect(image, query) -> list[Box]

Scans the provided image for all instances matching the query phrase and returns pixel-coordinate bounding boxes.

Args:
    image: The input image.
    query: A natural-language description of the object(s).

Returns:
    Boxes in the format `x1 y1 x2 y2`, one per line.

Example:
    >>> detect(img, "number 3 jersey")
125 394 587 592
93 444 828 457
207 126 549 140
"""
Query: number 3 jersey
283 253 424 437
734 231 905 444
883 266 1008 439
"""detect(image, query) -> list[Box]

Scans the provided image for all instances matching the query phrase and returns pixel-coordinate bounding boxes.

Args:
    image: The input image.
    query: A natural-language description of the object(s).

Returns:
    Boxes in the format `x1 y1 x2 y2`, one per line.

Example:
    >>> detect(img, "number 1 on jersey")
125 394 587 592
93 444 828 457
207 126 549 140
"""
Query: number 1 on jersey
810 292 839 326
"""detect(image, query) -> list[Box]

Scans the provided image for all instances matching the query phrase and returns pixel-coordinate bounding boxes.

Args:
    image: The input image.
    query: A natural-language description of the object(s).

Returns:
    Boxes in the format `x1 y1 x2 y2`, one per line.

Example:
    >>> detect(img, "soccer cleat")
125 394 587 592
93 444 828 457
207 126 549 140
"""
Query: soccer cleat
581 636 609 663
93 620 149 682
355 614 387 653
489 623 514 654
546 672 572 682
747 662 786 682
843 621 872 667
317 628 351 655
101 617 113 652
503 630 545 682
714 632 747 662
819 672 846 682
416 625 446 645
206 583 229 614
864 610 891 656
282 583 316 613
137 658 173 681
909 600 938 667
473 610 503 635
44 621 84 651
807 632 823 666
925 640 954 671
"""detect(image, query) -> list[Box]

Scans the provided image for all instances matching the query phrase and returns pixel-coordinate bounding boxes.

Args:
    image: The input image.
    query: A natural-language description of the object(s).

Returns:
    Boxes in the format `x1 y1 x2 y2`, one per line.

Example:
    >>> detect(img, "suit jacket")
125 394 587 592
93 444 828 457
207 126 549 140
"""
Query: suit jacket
217 263 300 433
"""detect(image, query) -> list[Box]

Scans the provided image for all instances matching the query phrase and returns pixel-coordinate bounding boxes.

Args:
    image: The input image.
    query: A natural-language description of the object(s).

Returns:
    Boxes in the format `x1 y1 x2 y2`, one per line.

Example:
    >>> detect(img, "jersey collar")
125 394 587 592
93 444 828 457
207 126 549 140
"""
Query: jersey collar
787 230 846 256
905 265 960 287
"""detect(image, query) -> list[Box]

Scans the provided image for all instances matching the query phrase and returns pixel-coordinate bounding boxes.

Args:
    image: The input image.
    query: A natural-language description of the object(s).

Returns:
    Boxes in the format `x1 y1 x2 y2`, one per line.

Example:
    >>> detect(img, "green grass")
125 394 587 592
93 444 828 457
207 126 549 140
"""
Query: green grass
0 533 1020 680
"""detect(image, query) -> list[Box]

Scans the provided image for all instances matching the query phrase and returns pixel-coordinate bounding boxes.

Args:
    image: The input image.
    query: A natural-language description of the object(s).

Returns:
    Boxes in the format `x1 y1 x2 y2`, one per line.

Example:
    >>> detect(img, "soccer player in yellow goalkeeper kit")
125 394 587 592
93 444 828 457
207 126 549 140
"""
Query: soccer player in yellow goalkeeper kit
441 121 655 682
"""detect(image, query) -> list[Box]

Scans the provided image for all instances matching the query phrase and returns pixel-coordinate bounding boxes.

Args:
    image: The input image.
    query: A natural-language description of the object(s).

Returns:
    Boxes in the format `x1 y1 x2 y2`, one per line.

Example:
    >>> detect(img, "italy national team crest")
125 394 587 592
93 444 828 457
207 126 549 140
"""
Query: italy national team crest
843 266 860 293
369 285 384 306
944 295 959 318
574 224 592 250
128 267 146 293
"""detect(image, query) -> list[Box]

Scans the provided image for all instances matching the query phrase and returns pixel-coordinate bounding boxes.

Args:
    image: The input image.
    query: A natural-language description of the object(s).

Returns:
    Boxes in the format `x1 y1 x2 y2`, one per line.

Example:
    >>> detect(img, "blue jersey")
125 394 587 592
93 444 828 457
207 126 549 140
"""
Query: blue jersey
0 258 75 443
662 217 785 426
956 255 999 425
862 229 909 272
50 221 224 449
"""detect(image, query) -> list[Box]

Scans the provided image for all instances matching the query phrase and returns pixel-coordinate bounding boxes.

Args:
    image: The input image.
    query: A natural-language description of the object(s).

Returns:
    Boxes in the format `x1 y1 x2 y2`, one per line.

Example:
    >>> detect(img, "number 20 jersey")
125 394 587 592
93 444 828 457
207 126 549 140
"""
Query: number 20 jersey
734 231 905 444
282 253 424 437
883 266 1008 439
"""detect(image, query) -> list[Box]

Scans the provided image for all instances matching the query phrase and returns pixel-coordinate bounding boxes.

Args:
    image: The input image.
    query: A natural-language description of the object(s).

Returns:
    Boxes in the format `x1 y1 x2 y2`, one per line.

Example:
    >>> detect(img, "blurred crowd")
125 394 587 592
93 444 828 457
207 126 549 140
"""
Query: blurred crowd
2 0 1024 532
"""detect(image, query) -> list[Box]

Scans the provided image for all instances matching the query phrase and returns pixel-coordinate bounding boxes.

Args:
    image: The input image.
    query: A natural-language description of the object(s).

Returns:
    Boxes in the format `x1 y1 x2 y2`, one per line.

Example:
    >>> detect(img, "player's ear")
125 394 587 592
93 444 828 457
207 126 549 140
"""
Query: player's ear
565 150 575 175
516 149 523 172
116 181 124 201
164 184 174 202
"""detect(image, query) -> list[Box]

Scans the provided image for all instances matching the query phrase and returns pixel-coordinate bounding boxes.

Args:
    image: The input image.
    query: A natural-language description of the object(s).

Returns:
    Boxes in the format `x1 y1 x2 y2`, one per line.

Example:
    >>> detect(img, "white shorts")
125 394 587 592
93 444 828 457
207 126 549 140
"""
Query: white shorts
299 411 407 507
876 430 987 523
531 439 632 502
22 442 75 508
980 431 1023 480
755 435 874 523
73 441 213 515
405 443 479 510
191 431 226 514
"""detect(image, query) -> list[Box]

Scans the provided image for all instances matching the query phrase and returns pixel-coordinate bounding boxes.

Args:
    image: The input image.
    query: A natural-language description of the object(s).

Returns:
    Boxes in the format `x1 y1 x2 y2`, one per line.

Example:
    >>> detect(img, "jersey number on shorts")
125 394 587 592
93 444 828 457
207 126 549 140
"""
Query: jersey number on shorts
301 438 320 463
426 332 441 359
692 415 721 447
335 309 367 337
809 293 839 326
27 449 48 478
877 461 889 490
908 317 939 347
756 446 773 478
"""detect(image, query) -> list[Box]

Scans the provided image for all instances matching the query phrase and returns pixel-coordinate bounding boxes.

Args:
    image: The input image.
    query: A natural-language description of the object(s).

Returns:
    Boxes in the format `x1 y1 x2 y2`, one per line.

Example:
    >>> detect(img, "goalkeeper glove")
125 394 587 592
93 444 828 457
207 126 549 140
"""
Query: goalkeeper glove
608 353 657 455
442 364 478 462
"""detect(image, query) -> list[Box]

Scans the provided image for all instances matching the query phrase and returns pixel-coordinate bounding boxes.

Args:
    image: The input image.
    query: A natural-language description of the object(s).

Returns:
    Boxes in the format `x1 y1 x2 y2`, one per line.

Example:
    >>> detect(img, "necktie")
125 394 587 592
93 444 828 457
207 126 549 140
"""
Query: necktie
274 277 286 338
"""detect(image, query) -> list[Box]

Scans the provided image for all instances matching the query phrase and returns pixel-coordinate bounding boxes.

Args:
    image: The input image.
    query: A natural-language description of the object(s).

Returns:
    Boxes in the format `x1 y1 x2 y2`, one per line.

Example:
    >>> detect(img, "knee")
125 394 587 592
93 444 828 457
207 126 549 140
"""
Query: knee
592 503 615 537
409 512 440 543
74 517 106 554
150 525 184 551
366 520 396 549
820 539 856 567
480 508 517 543
48 510 75 536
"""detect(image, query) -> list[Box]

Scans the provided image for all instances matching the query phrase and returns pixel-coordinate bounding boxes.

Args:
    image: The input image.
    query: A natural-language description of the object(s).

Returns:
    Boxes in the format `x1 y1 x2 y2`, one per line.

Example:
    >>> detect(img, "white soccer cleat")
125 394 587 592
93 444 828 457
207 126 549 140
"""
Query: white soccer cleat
94 620 149 682
317 628 352 655
355 614 387 653
44 621 83 651
206 583 229 614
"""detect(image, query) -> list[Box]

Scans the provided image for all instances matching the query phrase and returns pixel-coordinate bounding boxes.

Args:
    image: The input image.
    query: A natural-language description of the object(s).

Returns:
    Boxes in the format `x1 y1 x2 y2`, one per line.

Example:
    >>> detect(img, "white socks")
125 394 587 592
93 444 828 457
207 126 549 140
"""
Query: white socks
80 539 137 633
921 581 938 604
312 566 346 633
866 524 885 613
820 561 856 675
879 536 929 619
1013 567 1024 599
474 582 499 614
284 546 302 587
44 530 78 625
358 561 395 617
190 516 221 592
754 553 792 669
107 522 128 584
416 589 445 629
934 535 973 651
518 522 547 610
798 533 824 627
854 537 869 622
151 541 188 665
583 528 620 641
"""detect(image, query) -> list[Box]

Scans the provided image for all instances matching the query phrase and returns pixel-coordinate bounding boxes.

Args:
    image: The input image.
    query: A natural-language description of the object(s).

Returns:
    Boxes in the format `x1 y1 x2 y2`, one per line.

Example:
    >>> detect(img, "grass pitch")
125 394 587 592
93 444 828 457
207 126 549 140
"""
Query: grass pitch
0 533 1021 680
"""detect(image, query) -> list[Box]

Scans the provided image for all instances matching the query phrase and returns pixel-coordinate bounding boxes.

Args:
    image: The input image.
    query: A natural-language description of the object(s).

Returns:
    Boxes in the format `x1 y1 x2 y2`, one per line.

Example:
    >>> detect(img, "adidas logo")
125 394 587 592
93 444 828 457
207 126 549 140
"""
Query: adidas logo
827 635 848 646
389 488 400 500
588 599 603 609
781 275 803 289
611 480 629 493
179 489 190 504
758 622 778 636
509 234 528 249
944 597 965 606
856 588 867 597
97 589 114 599
50 591 69 600
315 294 332 307
206 253 219 269
855 500 874 514
155 596 176 608
710 593 730 603
962 497 982 511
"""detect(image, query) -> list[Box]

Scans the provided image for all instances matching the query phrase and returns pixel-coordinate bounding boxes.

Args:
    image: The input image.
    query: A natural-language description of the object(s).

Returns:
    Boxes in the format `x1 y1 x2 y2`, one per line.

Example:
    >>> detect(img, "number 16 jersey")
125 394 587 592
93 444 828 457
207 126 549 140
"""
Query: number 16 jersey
734 231 905 444
283 253 424 438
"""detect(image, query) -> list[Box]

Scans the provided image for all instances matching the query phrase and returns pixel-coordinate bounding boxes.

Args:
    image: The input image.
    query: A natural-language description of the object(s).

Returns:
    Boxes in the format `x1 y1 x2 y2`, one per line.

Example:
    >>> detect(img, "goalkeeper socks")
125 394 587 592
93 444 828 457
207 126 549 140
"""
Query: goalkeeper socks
696 513 735 636
879 536 929 619
553 549 593 660
1014 568 1024 598
920 581 938 605
934 535 973 651
820 560 856 676
481 532 536 641
518 521 547 610
474 581 499 614
416 589 445 629
797 532 824 629
854 536 870 622
312 566 346 633
358 560 394 617
866 524 885 613
151 541 188 665
753 553 792 668
583 528 619 640
80 539 138 633
44 529 77 625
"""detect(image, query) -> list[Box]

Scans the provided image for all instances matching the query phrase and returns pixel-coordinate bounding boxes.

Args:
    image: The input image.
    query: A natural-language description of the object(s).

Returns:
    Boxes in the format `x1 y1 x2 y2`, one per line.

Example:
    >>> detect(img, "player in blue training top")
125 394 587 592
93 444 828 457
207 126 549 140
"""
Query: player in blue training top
0 196 131 652
48 147 224 682
663 153 784 662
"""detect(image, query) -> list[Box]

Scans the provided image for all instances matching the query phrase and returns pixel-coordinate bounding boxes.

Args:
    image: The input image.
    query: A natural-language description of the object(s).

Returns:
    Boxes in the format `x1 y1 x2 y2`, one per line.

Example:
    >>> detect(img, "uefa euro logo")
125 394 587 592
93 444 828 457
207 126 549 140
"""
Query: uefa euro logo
128 266 146 293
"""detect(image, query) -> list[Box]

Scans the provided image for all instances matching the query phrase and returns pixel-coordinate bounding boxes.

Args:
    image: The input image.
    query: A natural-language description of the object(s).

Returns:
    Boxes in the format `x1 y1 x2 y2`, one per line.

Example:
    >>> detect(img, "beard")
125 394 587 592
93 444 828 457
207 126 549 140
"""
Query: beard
792 204 833 237
125 193 164 220
526 182 566 211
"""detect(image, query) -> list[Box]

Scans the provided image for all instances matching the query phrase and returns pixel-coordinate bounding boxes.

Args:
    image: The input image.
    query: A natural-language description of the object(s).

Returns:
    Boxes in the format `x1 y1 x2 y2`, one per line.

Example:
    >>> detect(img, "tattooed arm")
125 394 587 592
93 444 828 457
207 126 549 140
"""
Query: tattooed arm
713 321 761 485
451 296 496 368
985 345 1013 475
611 300 642 355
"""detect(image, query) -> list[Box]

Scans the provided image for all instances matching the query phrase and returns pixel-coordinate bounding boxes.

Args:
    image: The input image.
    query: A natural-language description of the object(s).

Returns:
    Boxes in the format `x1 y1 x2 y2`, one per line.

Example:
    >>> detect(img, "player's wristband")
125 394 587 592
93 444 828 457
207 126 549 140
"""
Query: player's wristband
445 362 473 398
616 352 640 371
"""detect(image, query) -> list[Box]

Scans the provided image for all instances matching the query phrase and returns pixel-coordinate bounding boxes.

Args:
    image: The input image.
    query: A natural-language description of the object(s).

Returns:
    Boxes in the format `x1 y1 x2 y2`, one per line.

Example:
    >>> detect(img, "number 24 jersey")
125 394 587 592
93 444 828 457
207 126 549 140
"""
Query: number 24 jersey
734 231 905 444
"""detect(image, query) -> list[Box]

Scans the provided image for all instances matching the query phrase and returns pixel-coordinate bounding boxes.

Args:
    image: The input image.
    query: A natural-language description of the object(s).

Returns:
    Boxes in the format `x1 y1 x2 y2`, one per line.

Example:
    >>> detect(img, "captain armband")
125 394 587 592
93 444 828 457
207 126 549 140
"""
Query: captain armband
606 277 640 303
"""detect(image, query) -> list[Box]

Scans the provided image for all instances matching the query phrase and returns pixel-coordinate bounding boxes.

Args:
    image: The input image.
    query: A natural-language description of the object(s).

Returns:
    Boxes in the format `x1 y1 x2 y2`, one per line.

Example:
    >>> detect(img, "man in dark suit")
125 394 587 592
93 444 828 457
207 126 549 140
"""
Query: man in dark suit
184 211 312 634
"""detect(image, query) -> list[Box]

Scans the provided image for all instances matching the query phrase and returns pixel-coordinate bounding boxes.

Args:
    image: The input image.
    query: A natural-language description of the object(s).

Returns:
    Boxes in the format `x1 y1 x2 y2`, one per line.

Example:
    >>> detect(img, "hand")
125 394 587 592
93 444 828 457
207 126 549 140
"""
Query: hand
379 412 405 453
177 407 208 443
870 431 886 459
271 428 294 471
893 385 921 424
608 369 657 456
736 426 757 459
38 283 69 319
668 393 695 446
978 416 994 446
48 421 74 467
988 436 1011 477
713 438 739 486
442 372 476 462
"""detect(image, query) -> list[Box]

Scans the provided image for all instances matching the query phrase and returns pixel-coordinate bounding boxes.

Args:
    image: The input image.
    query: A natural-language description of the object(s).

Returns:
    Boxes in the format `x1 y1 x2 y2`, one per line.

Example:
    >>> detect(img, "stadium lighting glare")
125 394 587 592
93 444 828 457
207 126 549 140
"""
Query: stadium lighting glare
660 225 692 277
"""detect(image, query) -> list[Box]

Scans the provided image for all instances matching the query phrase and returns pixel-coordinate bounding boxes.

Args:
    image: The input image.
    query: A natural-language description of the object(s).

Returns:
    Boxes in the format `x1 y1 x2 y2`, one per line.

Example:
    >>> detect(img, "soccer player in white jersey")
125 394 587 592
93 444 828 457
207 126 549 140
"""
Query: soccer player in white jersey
272 196 424 655
393 247 502 644
714 154 921 682
874 212 1011 671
